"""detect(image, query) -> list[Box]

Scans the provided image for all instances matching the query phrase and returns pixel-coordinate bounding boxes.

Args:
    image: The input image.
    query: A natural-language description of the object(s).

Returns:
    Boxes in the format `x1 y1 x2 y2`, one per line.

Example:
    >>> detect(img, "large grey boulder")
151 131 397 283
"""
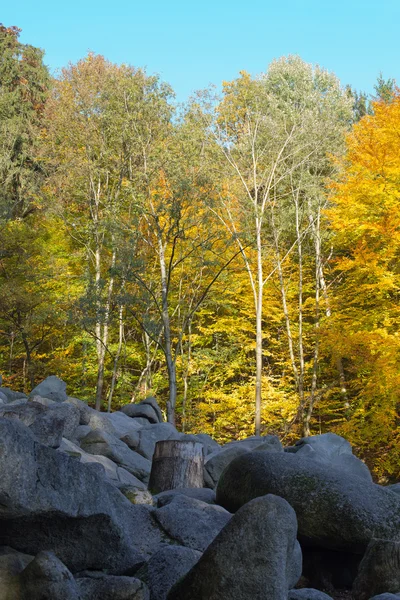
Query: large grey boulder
0 418 163 573
58 438 146 489
77 574 149 599
203 436 282 489
138 545 201 600
136 423 182 460
30 376 68 403
19 551 80 600
80 429 151 482
86 410 117 435
30 394 56 407
287 591 333 600
0 387 27 403
64 397 92 426
120 403 160 423
289 432 353 457
105 411 143 439
153 495 231 552
352 539 400 600
0 401 66 448
167 494 300 600
141 396 163 422
216 451 400 553
50 402 80 440
74 425 92 441
204 445 250 489
287 433 372 482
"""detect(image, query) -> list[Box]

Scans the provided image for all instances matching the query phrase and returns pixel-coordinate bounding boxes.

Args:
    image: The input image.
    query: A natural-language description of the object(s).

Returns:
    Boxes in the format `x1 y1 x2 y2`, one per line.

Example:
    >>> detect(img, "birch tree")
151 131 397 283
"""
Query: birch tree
204 57 352 434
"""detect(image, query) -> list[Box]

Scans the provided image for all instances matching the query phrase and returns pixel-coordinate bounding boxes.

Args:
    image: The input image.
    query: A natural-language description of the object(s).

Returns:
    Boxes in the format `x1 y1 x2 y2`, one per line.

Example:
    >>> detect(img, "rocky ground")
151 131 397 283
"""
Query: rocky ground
0 374 400 600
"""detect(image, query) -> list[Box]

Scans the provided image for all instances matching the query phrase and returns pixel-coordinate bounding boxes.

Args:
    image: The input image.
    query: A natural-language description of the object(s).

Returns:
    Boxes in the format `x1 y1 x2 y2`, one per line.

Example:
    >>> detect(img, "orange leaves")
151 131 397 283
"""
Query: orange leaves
325 91 400 479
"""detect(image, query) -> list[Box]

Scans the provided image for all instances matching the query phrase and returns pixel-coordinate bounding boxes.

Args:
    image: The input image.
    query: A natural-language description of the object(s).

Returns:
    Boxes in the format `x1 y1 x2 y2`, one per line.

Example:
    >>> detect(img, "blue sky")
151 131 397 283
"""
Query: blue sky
3 0 399 102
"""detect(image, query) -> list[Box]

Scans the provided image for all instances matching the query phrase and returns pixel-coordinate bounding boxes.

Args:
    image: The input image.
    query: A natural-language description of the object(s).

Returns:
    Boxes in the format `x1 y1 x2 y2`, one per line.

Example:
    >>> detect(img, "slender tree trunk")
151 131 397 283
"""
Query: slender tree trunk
21 331 34 389
158 238 177 425
94 235 103 410
181 322 192 433
295 190 305 416
272 222 299 390
9 331 15 375
255 220 263 436
304 207 322 436
107 304 124 412
95 245 116 411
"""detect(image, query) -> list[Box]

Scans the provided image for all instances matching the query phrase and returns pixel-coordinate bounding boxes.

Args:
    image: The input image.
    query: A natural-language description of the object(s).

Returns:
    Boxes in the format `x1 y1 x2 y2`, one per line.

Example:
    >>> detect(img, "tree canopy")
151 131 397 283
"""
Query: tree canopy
0 27 398 480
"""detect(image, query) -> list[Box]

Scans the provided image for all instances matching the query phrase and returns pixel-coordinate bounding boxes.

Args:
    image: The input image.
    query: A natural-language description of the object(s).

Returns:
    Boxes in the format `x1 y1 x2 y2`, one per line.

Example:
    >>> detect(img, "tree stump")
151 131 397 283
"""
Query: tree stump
148 440 204 494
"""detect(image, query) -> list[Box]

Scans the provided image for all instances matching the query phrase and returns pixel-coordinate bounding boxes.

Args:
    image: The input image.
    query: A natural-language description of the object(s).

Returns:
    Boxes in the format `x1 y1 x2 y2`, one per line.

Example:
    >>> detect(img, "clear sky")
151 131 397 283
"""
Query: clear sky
2 0 399 102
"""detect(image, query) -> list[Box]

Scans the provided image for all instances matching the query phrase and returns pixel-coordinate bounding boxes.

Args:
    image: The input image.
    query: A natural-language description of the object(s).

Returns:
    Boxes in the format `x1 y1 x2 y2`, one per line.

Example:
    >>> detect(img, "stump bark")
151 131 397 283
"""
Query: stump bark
149 440 204 494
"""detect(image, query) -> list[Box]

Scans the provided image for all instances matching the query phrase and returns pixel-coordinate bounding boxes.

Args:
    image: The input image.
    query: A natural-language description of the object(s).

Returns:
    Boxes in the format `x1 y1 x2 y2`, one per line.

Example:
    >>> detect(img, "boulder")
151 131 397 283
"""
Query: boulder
49 402 80 441
167 494 300 600
30 394 56 407
287 591 334 600
0 418 163 573
203 436 283 488
155 487 216 508
388 484 400 496
352 539 400 600
105 411 143 439
77 574 149 599
141 396 163 422
80 429 151 482
120 403 160 423
121 432 141 450
153 495 231 552
74 425 92 441
19 551 80 600
86 410 117 435
287 433 372 482
136 423 182 461
290 432 353 457
58 438 147 489
138 545 201 600
204 445 252 489
0 401 65 448
216 451 400 553
29 376 68 403
0 387 28 403
64 397 92 426
0 391 9 404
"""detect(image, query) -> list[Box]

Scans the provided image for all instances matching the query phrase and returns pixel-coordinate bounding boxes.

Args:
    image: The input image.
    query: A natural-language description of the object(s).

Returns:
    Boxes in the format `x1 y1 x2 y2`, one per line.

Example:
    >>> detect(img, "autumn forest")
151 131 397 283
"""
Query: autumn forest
1 24 399 480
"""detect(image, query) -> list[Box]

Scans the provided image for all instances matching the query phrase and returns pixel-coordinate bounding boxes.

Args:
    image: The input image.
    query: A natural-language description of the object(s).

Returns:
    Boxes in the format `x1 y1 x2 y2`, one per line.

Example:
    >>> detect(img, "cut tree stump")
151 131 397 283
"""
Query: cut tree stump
149 440 204 494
